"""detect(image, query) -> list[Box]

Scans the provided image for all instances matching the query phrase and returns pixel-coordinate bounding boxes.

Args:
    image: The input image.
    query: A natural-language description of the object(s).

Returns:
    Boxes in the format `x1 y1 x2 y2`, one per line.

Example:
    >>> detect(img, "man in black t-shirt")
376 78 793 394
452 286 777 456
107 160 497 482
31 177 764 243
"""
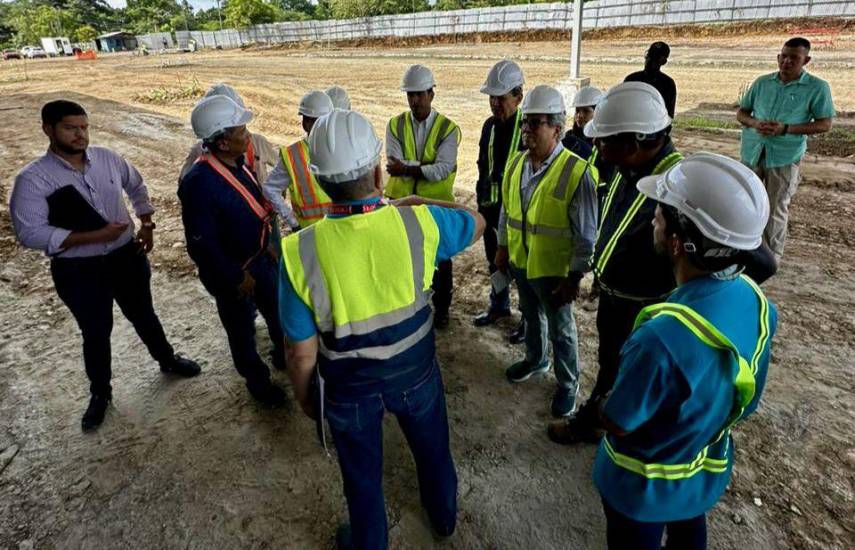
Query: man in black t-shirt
624 42 677 118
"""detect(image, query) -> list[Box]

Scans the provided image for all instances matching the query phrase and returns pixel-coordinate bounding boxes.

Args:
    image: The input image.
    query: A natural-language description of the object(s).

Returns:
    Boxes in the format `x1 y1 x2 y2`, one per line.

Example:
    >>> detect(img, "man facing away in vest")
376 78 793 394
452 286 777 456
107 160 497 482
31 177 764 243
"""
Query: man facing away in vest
263 90 336 232
179 95 287 407
592 153 777 549
279 110 485 550
178 83 279 186
495 85 599 418
384 64 462 329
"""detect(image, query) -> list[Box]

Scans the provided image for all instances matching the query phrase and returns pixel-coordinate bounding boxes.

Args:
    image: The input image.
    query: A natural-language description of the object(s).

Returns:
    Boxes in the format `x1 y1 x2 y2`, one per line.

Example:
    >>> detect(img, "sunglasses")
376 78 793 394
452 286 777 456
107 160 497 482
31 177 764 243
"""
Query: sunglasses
521 118 550 130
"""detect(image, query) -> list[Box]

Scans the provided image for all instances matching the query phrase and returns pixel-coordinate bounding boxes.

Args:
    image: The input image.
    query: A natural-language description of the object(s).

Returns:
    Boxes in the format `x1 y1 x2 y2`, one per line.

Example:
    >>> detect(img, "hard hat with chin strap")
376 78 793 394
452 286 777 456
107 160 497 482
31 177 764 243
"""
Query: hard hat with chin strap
584 82 671 138
191 95 253 141
521 85 565 115
401 64 436 92
204 83 245 109
571 86 604 108
299 91 335 119
325 86 351 110
637 152 769 251
480 60 524 96
308 110 382 184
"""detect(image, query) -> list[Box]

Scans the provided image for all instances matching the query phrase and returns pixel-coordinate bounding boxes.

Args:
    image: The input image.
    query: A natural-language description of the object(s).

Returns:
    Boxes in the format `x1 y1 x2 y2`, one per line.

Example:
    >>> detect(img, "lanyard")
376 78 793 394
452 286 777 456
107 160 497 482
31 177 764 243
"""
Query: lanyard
326 200 387 216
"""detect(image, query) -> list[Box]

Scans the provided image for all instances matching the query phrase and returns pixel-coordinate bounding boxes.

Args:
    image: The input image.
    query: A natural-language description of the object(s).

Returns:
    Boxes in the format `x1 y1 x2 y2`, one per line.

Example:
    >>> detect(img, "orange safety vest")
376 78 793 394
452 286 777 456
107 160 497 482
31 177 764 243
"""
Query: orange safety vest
280 140 333 227
245 138 256 174
195 152 275 269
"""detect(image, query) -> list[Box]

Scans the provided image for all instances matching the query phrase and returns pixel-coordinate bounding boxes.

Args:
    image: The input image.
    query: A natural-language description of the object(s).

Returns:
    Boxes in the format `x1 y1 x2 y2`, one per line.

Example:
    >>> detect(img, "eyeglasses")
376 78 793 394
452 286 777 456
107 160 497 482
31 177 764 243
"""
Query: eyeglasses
521 118 549 130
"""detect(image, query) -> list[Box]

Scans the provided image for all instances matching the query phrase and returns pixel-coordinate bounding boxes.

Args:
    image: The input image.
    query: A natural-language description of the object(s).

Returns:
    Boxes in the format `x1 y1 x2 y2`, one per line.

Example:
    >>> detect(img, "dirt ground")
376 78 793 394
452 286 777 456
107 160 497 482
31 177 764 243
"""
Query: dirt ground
0 28 854 550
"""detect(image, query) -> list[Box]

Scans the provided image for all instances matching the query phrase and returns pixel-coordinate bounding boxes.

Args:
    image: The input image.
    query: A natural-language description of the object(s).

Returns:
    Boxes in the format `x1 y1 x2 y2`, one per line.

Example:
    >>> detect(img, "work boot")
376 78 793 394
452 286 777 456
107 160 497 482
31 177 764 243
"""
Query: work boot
551 386 579 418
422 508 455 542
81 393 111 432
505 360 550 383
434 311 450 330
473 308 511 327
335 523 353 550
508 319 525 344
247 382 287 408
547 415 604 445
159 354 201 377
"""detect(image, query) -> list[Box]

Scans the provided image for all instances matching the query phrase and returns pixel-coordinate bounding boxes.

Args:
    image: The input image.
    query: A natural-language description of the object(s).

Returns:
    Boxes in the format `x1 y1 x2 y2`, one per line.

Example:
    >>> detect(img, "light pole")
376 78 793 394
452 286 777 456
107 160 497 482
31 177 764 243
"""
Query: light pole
216 0 224 30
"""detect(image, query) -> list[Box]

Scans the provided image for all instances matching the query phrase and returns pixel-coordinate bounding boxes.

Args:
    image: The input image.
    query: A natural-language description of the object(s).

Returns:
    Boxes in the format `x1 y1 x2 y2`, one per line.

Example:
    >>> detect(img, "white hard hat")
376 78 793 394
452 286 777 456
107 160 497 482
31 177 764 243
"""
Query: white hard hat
584 82 671 138
191 95 253 141
571 86 604 108
401 64 436 92
325 86 351 110
308 110 383 184
480 60 524 96
204 83 245 109
521 85 566 115
298 91 334 119
637 152 770 250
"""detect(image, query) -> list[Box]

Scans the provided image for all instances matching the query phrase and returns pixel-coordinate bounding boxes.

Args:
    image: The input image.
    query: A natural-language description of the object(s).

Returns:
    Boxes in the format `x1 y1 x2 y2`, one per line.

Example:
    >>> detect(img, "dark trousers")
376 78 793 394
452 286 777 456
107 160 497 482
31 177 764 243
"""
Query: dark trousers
211 254 284 390
326 362 458 550
432 259 453 317
478 203 510 313
603 501 707 550
51 241 174 396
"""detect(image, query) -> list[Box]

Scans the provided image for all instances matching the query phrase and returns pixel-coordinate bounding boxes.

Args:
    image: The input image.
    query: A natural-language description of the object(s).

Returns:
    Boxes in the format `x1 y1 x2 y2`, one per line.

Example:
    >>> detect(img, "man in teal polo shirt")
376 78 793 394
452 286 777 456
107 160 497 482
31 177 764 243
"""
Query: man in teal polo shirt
737 37 835 264
593 153 778 549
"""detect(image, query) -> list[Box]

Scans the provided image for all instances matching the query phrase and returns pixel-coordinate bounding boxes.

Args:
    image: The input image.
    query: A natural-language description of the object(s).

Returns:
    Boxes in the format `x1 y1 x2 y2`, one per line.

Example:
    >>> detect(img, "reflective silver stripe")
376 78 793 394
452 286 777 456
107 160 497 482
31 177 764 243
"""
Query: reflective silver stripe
299 227 334 332
398 206 425 299
435 117 452 143
287 142 316 209
507 217 572 239
319 313 433 361
298 205 328 218
552 153 580 199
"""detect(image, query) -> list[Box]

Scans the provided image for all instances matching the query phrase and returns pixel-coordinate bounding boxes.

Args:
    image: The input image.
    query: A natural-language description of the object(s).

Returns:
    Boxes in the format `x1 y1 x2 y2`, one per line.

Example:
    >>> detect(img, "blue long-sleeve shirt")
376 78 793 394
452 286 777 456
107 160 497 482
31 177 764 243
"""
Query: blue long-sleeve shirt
178 158 277 296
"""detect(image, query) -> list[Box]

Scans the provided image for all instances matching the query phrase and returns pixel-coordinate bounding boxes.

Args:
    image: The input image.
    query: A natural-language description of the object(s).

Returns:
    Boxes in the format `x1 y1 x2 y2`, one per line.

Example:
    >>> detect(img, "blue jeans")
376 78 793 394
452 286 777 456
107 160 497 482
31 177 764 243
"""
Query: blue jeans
325 362 458 550
603 500 707 550
511 268 580 390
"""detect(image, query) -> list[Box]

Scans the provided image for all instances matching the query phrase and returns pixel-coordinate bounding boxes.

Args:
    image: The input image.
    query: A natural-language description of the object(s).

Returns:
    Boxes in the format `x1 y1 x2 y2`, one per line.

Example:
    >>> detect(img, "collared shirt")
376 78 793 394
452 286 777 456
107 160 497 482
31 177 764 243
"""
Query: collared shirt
497 143 598 274
740 70 835 167
178 132 279 184
624 70 677 118
385 109 460 182
178 157 278 295
593 275 777 522
279 197 475 343
263 143 307 230
10 146 153 258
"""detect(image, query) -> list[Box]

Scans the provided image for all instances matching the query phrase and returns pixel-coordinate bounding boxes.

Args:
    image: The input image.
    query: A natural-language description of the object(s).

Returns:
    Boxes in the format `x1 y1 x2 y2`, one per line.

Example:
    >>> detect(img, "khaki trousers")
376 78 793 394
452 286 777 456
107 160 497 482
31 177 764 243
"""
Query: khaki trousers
749 159 800 263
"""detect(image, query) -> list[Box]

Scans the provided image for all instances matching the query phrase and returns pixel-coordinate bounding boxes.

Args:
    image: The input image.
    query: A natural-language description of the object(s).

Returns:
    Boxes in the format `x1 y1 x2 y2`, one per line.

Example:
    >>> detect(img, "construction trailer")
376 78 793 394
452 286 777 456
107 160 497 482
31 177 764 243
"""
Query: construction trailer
95 32 138 53
40 37 73 56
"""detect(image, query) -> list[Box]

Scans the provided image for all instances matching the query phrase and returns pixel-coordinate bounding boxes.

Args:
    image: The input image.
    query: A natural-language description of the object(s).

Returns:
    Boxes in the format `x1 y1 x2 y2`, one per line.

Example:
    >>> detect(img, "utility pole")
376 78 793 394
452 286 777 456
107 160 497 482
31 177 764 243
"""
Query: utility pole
568 0 589 90
216 0 224 30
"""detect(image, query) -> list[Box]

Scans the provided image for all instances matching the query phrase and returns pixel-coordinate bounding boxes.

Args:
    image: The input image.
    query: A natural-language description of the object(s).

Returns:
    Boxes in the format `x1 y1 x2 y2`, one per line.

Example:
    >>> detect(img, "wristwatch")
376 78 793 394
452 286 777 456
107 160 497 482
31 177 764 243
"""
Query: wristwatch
141 221 156 230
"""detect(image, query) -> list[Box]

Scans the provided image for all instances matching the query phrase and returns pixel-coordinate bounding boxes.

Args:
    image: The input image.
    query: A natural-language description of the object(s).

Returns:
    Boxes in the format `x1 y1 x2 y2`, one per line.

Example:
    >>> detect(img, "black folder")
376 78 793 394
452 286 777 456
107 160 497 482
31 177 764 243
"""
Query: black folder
46 185 108 232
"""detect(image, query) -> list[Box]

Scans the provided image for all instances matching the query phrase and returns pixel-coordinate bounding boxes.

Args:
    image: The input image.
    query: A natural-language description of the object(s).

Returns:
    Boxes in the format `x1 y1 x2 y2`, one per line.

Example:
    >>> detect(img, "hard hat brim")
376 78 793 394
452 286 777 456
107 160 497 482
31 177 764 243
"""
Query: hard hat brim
234 108 254 128
400 85 435 92
480 83 517 96
636 174 664 203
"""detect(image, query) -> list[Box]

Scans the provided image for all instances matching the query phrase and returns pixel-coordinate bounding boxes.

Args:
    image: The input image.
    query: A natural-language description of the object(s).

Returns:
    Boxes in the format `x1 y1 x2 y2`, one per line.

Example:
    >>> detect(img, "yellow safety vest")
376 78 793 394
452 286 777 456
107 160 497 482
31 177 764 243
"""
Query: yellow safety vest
280 140 333 227
501 148 590 279
603 275 771 480
483 109 523 206
594 152 684 279
281 205 440 361
384 111 459 202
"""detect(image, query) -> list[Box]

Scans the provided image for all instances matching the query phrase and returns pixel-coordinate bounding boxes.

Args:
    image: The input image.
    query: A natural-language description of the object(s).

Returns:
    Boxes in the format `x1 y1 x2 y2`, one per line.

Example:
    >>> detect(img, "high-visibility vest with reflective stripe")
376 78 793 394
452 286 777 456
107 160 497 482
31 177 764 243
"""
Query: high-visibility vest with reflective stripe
594 152 684 279
281 205 440 363
280 140 333 227
483 109 523 206
502 148 589 279
385 112 459 202
587 146 602 188
603 275 771 480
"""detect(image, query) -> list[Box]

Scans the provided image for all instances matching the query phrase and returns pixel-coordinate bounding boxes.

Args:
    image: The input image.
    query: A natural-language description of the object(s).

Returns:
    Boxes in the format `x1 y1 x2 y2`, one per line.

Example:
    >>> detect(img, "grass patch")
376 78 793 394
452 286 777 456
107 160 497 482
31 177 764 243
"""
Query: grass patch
134 76 203 105
673 116 740 131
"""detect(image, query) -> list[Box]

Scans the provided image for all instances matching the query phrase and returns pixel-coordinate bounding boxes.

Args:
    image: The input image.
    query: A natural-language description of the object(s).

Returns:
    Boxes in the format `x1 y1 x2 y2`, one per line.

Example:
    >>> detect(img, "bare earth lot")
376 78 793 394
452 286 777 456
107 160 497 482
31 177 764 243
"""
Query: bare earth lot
0 31 853 549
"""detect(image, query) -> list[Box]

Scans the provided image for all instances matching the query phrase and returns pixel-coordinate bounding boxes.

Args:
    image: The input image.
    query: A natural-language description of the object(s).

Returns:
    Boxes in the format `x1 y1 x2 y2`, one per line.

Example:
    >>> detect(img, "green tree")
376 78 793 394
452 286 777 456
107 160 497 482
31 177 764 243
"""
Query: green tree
124 0 183 33
73 24 99 42
224 0 282 28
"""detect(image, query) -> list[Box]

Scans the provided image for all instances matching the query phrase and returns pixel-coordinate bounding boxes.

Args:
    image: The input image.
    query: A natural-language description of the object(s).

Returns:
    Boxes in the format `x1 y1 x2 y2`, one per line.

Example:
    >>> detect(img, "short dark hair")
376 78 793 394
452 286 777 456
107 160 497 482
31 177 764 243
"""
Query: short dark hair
510 86 523 99
202 126 235 151
648 41 670 58
784 37 811 51
318 168 377 202
41 100 87 127
661 204 739 272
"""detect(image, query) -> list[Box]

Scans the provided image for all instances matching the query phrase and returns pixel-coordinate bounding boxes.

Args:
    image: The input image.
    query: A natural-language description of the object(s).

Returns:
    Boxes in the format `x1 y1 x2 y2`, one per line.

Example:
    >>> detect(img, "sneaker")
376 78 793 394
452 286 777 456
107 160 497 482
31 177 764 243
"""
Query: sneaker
508 319 526 344
547 415 604 445
159 354 201 377
335 523 353 550
505 360 550 383
81 393 111 432
551 386 578 418
473 308 511 327
247 382 287 408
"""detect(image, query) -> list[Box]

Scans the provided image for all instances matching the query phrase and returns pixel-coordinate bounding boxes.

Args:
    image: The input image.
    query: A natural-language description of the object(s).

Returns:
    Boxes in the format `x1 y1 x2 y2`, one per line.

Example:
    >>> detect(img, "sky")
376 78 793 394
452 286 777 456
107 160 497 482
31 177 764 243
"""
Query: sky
104 0 225 9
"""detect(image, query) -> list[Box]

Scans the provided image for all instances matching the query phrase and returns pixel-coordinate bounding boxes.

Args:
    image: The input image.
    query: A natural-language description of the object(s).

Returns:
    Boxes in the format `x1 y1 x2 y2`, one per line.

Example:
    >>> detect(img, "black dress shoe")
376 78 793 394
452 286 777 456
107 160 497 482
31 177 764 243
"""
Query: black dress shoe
247 382 287 408
160 354 202 377
81 393 111 432
508 319 526 344
473 309 511 327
